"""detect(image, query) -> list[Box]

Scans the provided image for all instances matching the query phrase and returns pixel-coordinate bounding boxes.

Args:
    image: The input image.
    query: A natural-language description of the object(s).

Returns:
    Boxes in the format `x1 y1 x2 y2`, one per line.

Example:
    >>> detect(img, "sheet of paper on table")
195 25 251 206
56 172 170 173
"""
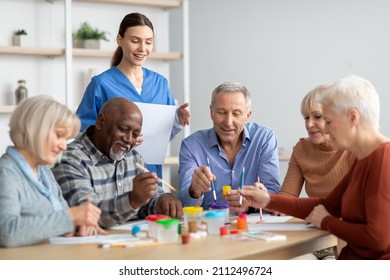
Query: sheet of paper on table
241 231 287 241
49 233 141 245
110 220 149 231
246 213 293 224
246 213 316 231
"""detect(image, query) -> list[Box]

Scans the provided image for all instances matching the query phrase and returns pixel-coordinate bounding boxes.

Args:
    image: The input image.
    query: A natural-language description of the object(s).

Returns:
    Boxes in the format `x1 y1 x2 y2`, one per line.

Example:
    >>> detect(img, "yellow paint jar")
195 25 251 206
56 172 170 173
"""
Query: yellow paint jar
222 185 232 196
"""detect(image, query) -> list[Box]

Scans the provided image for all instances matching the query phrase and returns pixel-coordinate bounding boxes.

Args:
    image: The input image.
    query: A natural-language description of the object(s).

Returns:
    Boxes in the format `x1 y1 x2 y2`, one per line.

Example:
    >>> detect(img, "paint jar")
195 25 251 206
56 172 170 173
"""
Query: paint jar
237 213 247 230
220 226 228 236
188 220 198 233
208 202 230 223
146 214 170 240
205 211 226 235
181 233 190 244
182 206 203 227
222 185 231 196
156 218 180 243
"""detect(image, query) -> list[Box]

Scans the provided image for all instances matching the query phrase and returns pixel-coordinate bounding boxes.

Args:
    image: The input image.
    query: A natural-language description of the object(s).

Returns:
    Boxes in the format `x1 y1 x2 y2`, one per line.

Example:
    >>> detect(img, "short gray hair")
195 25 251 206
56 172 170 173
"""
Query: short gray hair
300 84 328 117
211 81 252 110
316 74 380 131
9 95 80 161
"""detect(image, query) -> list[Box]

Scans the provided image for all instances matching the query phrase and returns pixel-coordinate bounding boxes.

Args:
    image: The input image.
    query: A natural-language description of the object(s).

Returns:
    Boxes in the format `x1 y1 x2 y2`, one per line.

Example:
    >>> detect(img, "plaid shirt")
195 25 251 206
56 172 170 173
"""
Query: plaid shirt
52 126 164 228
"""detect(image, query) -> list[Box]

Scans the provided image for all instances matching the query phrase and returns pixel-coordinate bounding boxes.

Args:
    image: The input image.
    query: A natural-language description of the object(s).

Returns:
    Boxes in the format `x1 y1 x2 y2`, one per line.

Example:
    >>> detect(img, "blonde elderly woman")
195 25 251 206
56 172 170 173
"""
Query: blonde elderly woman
236 75 390 259
278 85 356 260
0 96 103 247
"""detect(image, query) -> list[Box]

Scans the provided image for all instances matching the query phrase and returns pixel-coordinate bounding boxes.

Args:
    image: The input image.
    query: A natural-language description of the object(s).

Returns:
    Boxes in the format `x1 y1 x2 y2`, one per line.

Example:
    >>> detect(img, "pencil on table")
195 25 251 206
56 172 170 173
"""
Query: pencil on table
99 240 160 248
135 162 177 192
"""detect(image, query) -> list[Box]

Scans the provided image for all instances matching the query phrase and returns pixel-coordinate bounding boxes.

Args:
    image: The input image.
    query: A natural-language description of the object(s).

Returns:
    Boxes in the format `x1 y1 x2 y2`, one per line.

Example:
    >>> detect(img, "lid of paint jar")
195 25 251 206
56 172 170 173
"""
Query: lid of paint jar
146 214 170 222
205 210 226 218
182 206 203 215
208 202 229 209
156 218 179 229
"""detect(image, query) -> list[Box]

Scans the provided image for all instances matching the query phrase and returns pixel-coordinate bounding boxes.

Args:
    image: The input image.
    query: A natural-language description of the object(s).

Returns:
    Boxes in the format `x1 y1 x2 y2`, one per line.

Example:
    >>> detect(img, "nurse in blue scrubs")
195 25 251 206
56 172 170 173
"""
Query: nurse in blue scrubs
76 12 190 179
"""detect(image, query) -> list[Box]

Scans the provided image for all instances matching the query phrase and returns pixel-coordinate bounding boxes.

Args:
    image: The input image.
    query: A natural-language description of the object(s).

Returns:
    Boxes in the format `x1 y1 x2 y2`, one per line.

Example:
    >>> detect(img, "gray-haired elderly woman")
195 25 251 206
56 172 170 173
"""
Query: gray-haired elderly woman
0 95 103 247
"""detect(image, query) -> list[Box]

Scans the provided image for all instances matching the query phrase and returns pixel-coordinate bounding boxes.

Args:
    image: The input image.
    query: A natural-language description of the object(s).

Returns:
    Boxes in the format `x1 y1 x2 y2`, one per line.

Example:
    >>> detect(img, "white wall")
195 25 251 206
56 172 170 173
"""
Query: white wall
169 0 390 186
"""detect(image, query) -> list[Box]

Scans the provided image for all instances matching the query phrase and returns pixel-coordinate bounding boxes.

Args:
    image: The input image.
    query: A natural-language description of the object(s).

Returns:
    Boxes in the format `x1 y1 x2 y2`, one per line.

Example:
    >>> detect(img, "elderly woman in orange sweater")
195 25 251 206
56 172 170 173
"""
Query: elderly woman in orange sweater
280 85 356 199
277 85 357 259
238 74 390 260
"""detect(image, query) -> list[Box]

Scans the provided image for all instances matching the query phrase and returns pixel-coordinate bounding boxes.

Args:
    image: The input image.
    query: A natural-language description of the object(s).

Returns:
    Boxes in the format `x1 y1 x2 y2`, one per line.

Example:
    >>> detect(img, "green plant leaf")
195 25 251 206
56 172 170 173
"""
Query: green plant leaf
14 29 27 35
73 22 109 42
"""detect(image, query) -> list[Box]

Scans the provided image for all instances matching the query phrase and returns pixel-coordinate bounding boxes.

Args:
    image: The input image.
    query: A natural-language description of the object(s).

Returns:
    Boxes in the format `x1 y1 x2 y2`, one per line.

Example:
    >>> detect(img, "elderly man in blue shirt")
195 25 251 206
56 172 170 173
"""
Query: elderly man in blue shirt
178 81 280 213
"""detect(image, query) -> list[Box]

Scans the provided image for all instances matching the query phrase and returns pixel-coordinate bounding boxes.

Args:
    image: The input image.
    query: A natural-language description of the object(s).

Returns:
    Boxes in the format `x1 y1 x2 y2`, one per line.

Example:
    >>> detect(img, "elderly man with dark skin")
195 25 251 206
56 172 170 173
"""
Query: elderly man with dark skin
52 97 182 228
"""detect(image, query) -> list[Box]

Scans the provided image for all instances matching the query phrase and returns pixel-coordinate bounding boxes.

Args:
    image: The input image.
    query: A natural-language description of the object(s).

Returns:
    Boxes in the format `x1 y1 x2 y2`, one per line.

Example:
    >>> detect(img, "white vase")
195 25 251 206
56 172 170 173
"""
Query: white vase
82 39 100 49
12 35 29 47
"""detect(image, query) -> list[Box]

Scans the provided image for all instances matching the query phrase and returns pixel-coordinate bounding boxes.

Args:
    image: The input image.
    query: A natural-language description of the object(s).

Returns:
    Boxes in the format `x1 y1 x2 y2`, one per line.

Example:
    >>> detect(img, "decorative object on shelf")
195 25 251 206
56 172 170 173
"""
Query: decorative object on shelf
73 22 109 49
15 80 28 105
12 29 29 47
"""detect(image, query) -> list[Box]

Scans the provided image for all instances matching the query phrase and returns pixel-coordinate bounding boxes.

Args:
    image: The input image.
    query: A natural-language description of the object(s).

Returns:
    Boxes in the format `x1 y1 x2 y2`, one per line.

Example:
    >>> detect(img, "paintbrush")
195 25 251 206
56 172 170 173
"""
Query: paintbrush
239 167 245 206
135 162 177 192
195 192 203 207
258 176 263 222
206 157 217 202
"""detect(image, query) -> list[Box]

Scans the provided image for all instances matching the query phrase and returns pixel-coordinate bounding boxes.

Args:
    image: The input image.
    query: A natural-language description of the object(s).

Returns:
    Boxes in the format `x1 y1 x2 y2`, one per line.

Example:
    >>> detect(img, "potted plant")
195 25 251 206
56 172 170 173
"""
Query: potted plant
12 29 28 47
73 22 109 49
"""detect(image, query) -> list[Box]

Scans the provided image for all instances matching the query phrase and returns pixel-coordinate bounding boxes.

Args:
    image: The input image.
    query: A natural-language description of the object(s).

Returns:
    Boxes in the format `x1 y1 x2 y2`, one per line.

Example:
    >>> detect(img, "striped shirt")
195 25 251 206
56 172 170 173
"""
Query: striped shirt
52 126 164 228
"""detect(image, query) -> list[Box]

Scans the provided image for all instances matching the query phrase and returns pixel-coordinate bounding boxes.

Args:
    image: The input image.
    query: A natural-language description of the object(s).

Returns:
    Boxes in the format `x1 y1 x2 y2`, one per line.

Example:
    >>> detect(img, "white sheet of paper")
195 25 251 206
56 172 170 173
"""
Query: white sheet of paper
49 234 139 245
133 102 176 165
247 222 316 231
245 213 315 231
246 213 293 224
110 220 149 231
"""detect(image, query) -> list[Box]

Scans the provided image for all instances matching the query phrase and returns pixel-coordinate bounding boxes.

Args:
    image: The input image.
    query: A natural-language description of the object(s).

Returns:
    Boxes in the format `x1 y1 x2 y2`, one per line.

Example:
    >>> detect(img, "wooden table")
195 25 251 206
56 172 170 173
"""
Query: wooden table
0 219 336 260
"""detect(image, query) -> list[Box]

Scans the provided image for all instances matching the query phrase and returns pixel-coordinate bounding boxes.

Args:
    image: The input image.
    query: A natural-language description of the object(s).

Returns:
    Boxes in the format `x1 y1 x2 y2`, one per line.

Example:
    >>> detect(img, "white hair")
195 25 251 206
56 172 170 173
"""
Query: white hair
316 74 380 131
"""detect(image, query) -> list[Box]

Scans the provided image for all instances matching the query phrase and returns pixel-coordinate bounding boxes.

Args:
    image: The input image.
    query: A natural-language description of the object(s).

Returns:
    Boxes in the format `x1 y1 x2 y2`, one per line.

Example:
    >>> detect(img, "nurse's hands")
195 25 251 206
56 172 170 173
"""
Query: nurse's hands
178 103 190 126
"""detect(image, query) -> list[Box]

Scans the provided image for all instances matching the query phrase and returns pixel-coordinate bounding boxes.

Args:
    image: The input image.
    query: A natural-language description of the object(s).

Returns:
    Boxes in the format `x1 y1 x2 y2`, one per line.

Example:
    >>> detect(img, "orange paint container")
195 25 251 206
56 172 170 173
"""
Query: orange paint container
237 213 247 230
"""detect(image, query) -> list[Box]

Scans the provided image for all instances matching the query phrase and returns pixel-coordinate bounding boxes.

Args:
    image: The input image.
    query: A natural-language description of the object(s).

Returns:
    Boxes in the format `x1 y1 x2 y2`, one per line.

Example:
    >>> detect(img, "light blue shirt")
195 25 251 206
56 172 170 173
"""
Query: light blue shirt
178 123 281 208
0 150 73 247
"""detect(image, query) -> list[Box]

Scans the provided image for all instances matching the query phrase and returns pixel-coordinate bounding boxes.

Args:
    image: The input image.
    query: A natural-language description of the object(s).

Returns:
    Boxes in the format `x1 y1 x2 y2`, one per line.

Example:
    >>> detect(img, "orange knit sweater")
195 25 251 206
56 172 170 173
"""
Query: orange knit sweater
279 138 356 198
269 143 390 259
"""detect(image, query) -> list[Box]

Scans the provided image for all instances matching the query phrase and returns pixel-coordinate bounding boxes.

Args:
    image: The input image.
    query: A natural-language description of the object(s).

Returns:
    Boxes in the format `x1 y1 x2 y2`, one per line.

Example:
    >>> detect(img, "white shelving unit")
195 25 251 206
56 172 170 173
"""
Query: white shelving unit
0 46 181 59
0 0 186 109
74 0 181 8
0 106 15 114
0 1 189 183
